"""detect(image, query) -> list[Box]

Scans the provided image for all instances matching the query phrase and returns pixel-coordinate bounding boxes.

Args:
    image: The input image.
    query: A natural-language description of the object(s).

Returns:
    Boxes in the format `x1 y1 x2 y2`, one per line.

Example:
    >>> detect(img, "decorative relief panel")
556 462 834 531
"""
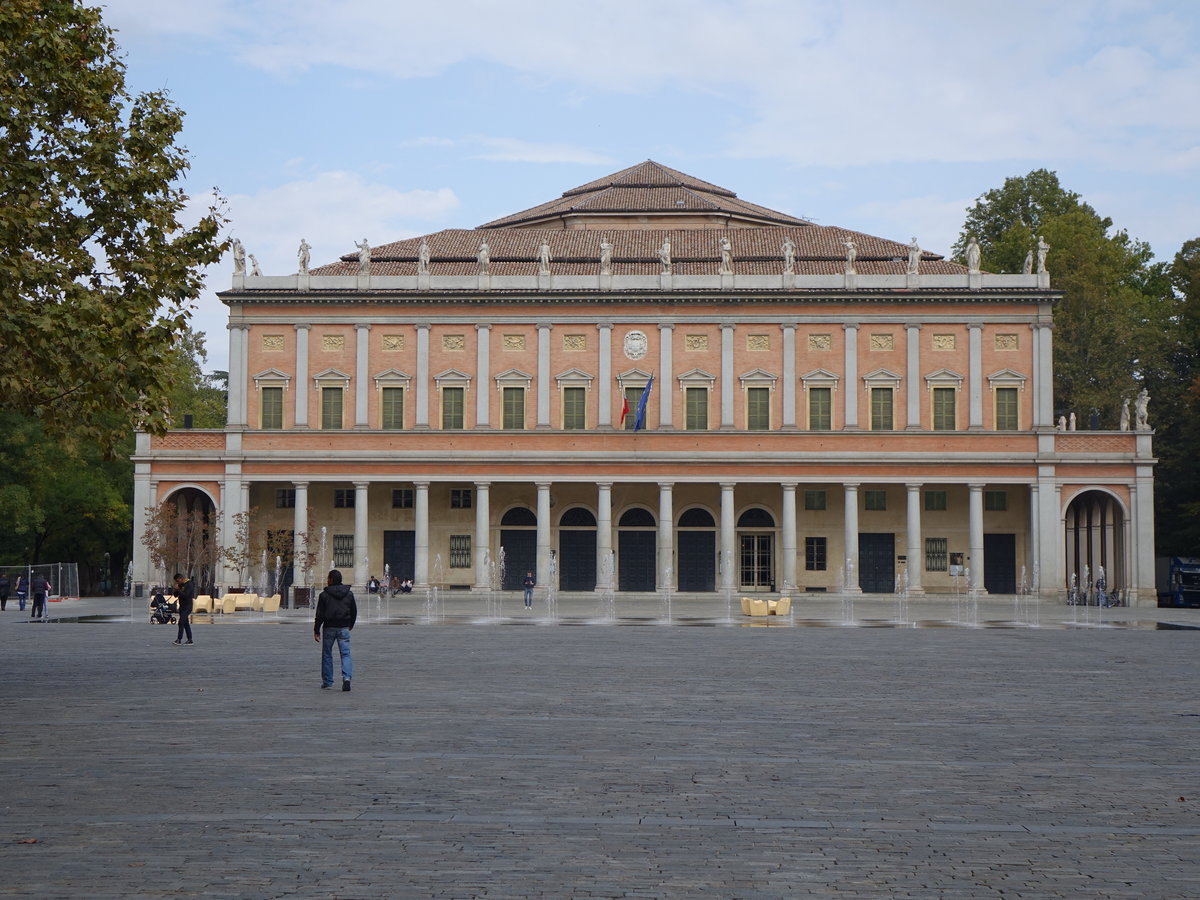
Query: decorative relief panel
382 334 405 352
932 334 956 351
443 334 466 352
995 333 1019 351
747 334 770 352
623 330 648 361
808 333 832 351
321 334 344 352
261 334 285 352
869 333 894 351
563 334 586 352
685 334 709 352
503 334 526 351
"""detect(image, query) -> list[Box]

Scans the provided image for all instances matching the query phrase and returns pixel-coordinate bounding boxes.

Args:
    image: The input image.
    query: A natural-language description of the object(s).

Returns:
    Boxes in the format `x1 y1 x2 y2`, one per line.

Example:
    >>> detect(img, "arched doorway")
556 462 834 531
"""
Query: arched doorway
738 507 775 591
678 507 716 591
558 507 597 591
618 507 656 592
150 487 218 593
1064 490 1126 595
500 507 536 590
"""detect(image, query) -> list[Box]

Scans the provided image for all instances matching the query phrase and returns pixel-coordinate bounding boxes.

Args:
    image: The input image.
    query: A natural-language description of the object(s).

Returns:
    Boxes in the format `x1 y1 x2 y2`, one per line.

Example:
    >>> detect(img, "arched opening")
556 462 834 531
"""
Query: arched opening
1064 490 1126 601
618 507 656 592
146 487 218 594
678 507 716 591
737 507 776 591
500 506 537 590
558 507 597 591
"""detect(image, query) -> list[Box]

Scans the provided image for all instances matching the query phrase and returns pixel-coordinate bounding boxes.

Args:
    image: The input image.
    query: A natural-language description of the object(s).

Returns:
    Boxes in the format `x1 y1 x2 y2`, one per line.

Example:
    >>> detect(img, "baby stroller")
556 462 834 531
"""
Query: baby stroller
149 589 178 625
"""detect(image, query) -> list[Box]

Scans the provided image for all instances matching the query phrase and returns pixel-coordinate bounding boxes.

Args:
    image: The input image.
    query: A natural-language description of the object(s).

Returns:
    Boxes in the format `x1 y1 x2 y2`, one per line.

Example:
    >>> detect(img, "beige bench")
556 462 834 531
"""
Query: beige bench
741 596 792 617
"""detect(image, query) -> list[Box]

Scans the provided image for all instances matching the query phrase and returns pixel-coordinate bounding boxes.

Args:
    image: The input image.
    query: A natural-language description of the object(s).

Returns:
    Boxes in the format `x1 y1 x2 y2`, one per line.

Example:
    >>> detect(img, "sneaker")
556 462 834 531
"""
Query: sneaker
321 683 333 690
342 680 351 692
172 639 181 645
185 640 194 644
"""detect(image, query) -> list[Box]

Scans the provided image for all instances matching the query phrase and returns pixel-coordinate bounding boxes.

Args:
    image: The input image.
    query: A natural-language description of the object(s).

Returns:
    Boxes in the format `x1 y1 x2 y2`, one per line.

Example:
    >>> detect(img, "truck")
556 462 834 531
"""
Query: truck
1159 557 1200 608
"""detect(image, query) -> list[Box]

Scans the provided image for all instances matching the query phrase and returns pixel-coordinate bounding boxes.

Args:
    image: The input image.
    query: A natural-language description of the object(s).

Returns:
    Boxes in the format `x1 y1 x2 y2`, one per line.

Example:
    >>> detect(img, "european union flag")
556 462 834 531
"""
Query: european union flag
633 374 654 431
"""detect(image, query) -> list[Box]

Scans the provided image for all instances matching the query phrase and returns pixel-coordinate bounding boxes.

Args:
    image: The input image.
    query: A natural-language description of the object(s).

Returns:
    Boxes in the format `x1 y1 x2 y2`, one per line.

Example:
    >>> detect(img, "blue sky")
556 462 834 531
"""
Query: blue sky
97 0 1200 372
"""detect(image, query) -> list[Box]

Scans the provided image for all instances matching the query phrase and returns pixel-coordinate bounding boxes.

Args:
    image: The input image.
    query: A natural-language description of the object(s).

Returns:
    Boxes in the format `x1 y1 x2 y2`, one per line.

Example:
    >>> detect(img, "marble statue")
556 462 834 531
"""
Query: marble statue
1037 235 1049 274
249 253 262 277
1119 398 1130 432
478 241 490 276
1134 388 1150 430
659 238 672 275
843 240 856 276
297 238 311 275
232 238 245 275
718 236 733 275
1057 414 1067 431
538 240 551 276
417 239 430 275
966 237 981 274
599 239 613 275
906 237 921 275
355 238 371 275
1022 250 1033 275
782 238 796 275
1068 411 1076 431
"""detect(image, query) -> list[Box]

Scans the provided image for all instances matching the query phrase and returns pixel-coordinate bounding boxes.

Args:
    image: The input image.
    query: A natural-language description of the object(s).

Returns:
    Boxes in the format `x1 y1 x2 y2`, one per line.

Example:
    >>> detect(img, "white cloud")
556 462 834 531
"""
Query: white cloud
468 138 614 165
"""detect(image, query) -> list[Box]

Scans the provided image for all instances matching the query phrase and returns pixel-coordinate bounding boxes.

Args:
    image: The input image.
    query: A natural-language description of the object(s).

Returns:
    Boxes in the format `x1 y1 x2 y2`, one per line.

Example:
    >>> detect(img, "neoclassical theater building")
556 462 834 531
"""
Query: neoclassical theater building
132 161 1156 603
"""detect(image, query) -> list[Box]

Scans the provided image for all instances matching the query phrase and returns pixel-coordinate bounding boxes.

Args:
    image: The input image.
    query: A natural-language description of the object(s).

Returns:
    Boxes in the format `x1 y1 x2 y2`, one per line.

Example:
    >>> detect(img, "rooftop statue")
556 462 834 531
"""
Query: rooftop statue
966 237 981 274
478 241 490 276
1022 250 1033 275
232 238 246 275
417 239 430 275
659 238 671 275
1037 235 1050 274
907 237 921 275
599 239 613 275
538 240 551 276
718 236 733 275
249 253 262 277
297 238 311 275
782 238 796 275
1119 397 1130 432
1135 388 1150 430
355 238 371 275
843 240 856 276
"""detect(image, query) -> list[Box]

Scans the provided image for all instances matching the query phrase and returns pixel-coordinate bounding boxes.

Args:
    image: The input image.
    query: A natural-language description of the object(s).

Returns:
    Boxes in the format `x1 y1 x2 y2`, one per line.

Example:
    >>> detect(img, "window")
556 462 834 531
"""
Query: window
563 386 586 430
995 387 1019 430
808 387 832 431
392 489 413 509
451 489 472 509
924 490 947 511
805 537 827 571
334 489 355 508
502 386 525 430
925 537 948 572
804 490 826 511
450 534 471 568
333 534 353 568
321 386 343 430
624 386 643 430
870 388 893 431
685 387 708 430
381 387 404 430
747 387 770 431
985 490 1007 511
933 387 956 431
442 386 464 430
864 490 887 511
261 386 283 429
276 488 295 509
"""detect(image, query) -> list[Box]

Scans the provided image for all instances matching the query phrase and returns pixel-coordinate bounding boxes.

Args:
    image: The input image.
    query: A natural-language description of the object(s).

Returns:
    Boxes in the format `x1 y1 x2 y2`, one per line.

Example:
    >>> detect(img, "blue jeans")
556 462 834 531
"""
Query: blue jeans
321 627 352 686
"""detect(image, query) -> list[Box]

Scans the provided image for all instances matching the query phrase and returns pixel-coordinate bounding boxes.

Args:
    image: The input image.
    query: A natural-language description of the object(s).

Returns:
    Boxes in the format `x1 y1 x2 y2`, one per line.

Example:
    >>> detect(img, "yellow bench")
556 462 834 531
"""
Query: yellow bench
741 596 792 616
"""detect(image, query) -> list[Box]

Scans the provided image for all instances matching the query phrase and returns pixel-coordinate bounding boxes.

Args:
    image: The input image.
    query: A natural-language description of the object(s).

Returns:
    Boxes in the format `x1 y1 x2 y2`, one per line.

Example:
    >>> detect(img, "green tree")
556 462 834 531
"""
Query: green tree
163 327 228 428
953 170 1173 422
0 0 226 455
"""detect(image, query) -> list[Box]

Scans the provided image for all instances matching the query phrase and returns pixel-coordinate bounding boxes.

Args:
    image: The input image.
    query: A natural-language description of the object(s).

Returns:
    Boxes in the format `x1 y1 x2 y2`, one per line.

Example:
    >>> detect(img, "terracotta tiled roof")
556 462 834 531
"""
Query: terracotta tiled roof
309 226 961 277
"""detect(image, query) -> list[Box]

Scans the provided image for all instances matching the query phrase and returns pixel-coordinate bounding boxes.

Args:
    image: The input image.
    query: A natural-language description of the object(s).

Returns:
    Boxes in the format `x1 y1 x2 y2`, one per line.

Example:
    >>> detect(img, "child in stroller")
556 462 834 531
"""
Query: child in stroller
149 587 178 624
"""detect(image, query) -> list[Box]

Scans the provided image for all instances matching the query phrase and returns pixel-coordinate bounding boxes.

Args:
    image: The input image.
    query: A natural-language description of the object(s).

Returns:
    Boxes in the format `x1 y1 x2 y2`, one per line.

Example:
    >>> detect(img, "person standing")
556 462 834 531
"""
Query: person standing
16 574 28 612
314 569 357 691
30 572 49 619
172 572 195 644
0 573 9 611
522 570 536 609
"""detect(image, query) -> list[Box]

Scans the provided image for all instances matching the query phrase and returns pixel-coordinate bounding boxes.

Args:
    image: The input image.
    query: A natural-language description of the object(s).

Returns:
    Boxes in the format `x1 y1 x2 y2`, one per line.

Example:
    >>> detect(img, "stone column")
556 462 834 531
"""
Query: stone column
843 324 859 430
131 452 152 588
1029 483 1040 593
781 324 797 430
906 324 921 430
968 324 983 430
657 482 674 590
473 482 490 590
905 483 925 596
294 324 310 428
1131 465 1157 606
536 482 552 590
968 483 987 594
354 324 371 428
843 483 861 593
537 323 552 429
227 324 249 427
720 483 736 595
720 324 735 429
220 469 244 590
658 323 674 429
292 481 309 593
414 481 429 587
598 324 613 428
353 481 369 589
596 482 613 592
415 323 430 429
475 324 491 428
781 482 797 593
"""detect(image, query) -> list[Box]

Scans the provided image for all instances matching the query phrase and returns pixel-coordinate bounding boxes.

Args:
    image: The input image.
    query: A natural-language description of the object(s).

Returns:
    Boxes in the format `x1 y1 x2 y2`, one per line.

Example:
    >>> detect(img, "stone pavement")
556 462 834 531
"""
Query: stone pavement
1 595 1198 898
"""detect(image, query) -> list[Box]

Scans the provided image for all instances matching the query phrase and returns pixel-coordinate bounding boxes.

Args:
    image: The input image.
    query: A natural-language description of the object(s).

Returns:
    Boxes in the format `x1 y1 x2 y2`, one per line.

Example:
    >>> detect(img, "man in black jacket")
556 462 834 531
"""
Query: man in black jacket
172 573 195 644
314 569 357 691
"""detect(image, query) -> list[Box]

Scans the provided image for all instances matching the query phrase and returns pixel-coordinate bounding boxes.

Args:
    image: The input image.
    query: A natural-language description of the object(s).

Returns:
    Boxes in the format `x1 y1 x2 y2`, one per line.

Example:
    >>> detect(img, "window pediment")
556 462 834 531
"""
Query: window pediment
617 367 653 391
434 368 473 389
738 368 777 389
924 367 964 388
801 368 840 391
373 368 411 388
555 367 594 387
253 368 291 389
987 368 1027 389
863 368 902 389
312 367 350 387
677 367 716 387
494 367 533 390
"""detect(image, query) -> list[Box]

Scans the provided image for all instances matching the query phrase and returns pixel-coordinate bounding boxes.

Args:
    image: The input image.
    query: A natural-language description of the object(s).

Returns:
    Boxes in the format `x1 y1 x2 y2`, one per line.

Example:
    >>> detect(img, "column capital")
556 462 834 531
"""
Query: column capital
415 322 431 332
597 322 614 332
968 482 986 491
473 480 491 489
658 322 675 332
413 480 430 489
228 322 250 332
779 322 796 332
475 322 491 332
355 322 372 332
906 323 922 331
353 481 370 490
536 322 553 332
294 323 311 332
720 322 736 333
720 482 736 490
843 322 859 333
596 481 613 489
905 482 923 490
293 481 309 489
657 481 674 490
968 322 983 332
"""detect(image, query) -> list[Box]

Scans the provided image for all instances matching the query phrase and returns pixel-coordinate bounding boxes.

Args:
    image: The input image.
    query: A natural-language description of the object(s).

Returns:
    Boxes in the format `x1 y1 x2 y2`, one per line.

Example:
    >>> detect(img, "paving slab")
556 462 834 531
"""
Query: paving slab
0 597 1197 898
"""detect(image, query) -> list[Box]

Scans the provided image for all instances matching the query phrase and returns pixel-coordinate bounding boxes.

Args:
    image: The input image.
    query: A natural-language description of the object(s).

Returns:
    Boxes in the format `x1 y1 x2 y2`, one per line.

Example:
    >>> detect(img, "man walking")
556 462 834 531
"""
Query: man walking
172 572 195 644
30 572 49 619
314 569 357 691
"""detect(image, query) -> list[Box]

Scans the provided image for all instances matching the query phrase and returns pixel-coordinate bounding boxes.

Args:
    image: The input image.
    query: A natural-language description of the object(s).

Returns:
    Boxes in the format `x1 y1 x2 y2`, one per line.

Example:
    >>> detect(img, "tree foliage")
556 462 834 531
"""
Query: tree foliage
162 327 228 428
0 0 226 455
